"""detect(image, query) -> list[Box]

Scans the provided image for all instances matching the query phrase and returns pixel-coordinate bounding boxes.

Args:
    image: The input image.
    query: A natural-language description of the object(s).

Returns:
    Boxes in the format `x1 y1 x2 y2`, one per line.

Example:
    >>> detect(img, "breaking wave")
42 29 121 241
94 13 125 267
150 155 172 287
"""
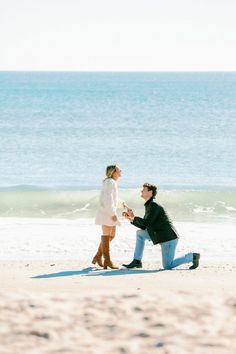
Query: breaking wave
0 185 235 221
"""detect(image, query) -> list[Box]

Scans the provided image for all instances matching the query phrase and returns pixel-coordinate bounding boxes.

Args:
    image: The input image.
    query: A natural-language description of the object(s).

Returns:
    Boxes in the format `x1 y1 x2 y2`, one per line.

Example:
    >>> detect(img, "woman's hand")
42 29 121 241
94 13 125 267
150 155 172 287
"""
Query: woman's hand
111 215 118 222
122 202 128 209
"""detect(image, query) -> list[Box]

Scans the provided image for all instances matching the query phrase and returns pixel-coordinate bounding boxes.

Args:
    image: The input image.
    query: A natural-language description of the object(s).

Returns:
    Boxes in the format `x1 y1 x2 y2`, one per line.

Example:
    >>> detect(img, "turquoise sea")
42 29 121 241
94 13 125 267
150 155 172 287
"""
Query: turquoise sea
0 72 235 220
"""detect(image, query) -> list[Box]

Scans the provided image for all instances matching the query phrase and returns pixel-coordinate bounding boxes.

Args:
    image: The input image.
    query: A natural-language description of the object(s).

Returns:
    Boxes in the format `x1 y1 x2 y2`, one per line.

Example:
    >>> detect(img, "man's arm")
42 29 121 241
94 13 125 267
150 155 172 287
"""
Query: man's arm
131 203 161 229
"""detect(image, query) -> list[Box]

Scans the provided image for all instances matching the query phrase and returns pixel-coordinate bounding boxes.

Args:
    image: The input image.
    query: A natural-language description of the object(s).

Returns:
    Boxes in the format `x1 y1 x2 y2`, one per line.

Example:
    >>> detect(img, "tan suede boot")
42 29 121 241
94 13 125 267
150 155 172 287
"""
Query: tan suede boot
102 235 119 269
92 238 103 267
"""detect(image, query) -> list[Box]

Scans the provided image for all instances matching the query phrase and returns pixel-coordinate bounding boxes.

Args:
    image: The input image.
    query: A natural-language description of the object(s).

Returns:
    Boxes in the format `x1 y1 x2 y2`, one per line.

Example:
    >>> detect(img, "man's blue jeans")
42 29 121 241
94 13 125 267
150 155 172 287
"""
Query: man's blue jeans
133 229 193 269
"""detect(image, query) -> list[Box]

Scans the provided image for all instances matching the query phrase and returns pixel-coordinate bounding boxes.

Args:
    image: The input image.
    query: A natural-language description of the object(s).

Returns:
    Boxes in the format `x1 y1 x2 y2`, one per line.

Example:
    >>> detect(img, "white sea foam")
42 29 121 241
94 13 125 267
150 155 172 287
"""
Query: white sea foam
0 217 235 262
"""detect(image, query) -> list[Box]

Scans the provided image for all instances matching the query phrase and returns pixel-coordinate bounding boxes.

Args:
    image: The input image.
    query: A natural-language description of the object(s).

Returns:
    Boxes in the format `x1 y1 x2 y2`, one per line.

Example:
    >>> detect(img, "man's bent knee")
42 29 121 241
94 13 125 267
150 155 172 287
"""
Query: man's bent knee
136 229 144 236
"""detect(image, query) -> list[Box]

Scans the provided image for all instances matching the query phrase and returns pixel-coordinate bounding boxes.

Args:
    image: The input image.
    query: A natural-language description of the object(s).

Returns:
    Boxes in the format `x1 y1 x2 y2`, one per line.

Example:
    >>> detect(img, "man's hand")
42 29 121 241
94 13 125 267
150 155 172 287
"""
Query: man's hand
123 209 135 221
111 215 118 222
127 209 134 218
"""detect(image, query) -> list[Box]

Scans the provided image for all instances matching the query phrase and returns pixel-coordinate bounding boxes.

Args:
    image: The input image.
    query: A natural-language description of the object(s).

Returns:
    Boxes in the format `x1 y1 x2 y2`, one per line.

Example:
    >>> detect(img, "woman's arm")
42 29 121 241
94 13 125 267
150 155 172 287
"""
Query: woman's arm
118 199 128 209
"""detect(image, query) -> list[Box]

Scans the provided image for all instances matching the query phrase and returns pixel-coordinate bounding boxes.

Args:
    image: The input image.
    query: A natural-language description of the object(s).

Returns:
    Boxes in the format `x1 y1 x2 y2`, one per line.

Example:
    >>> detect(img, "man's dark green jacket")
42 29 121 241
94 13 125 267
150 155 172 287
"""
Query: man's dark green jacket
131 198 178 245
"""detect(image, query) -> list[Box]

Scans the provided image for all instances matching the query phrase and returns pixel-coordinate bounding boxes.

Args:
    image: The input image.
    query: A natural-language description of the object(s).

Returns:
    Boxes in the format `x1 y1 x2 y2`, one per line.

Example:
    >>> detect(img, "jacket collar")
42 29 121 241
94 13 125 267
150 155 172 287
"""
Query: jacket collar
144 197 154 207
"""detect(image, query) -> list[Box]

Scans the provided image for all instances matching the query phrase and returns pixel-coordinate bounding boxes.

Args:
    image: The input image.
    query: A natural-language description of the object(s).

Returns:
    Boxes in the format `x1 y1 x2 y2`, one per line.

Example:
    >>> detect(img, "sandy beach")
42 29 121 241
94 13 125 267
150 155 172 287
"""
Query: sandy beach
0 260 236 354
0 216 236 354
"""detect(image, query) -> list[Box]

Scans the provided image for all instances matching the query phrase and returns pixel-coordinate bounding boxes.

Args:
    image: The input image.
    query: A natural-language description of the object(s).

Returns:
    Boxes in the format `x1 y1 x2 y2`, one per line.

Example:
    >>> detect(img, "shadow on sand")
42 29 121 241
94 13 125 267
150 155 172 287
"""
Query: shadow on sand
31 267 96 279
83 268 166 277
31 266 169 279
31 265 191 279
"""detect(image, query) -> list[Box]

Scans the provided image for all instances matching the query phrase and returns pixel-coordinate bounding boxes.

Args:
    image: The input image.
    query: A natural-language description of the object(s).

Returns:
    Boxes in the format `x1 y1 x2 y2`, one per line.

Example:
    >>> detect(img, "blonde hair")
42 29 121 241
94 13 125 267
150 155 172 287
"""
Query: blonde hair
104 165 117 180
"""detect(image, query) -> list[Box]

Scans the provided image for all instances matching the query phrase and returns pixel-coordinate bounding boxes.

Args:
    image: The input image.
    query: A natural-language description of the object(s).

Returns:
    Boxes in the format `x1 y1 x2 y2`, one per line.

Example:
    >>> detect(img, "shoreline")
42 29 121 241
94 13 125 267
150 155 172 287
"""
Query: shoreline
0 218 235 262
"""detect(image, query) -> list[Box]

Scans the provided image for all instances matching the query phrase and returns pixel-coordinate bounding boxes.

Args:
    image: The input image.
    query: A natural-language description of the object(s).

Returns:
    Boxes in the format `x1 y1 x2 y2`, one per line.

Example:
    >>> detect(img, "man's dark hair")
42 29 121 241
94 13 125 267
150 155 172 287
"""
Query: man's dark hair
143 183 158 198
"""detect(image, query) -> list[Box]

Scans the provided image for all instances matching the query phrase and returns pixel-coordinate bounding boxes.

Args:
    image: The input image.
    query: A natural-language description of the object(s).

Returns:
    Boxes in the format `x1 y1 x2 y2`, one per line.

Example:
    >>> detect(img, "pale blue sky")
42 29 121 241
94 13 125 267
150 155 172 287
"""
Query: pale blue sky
0 0 235 71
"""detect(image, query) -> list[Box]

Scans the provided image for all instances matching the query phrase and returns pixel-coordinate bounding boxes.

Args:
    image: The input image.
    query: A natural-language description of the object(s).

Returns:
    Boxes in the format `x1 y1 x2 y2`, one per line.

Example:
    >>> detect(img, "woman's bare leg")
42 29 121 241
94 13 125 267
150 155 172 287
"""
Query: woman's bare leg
102 226 116 241
102 225 114 236
110 226 116 241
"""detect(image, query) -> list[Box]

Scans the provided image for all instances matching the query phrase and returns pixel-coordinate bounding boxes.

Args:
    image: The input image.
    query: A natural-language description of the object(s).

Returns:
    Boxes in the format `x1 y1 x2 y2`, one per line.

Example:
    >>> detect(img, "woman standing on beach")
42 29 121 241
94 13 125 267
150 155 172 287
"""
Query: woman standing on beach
92 165 127 269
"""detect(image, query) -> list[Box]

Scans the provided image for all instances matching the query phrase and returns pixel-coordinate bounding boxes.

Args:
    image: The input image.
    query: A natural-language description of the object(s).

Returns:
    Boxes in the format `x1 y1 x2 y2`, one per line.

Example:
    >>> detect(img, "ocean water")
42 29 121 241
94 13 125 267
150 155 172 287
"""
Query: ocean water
0 71 235 220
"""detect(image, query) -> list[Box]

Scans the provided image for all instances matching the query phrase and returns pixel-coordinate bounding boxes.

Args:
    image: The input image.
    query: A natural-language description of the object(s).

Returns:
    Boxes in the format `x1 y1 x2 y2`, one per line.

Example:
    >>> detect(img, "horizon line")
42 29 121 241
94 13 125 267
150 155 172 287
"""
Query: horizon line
0 70 236 73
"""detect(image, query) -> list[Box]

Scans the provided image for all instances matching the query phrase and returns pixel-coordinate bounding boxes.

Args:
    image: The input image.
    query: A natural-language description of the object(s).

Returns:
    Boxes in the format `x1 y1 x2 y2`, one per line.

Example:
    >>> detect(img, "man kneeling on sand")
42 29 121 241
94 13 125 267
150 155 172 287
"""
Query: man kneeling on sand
123 183 200 270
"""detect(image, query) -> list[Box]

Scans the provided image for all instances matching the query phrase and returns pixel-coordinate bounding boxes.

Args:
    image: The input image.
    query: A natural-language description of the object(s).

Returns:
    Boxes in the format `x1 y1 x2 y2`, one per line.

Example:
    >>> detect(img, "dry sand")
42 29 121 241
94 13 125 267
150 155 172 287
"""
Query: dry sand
0 260 236 354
